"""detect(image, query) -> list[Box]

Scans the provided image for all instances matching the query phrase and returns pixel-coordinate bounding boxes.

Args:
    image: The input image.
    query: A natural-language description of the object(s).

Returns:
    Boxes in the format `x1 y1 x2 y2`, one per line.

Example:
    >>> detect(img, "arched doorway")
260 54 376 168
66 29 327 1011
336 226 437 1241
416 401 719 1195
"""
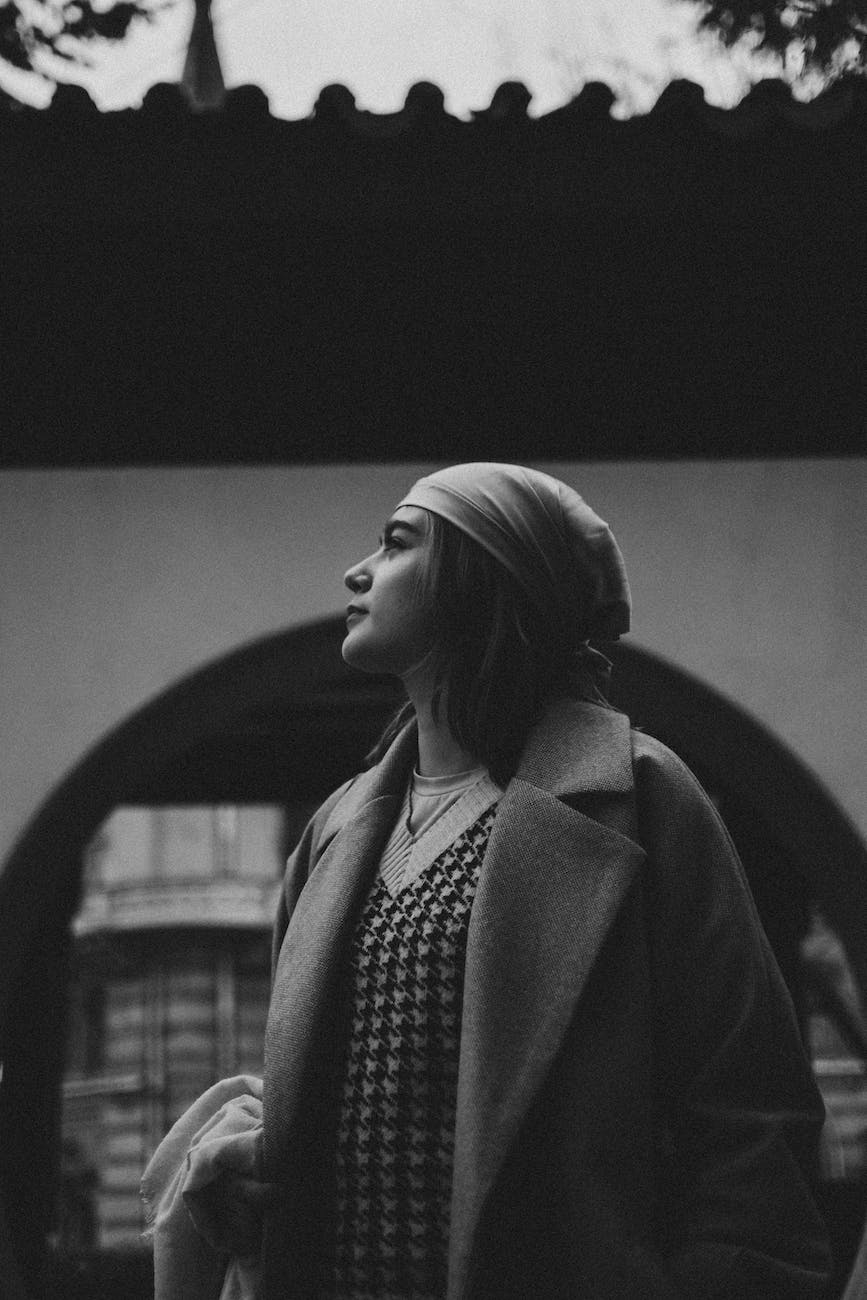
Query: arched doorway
1 617 865 1294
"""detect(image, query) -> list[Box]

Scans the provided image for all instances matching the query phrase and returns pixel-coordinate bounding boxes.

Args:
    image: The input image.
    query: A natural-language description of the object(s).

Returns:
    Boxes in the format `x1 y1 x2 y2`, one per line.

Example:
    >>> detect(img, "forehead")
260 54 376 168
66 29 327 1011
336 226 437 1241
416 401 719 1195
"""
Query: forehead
387 505 430 534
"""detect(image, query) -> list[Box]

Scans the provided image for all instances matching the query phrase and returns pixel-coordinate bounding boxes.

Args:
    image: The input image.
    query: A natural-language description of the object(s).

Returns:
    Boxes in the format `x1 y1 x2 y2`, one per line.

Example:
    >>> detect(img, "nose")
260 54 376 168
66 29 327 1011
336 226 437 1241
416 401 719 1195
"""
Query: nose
344 558 372 594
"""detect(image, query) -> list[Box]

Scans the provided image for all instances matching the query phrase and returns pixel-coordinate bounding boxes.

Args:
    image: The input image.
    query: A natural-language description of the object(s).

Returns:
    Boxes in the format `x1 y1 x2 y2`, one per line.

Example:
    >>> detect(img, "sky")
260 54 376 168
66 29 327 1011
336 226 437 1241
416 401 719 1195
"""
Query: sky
2 0 791 116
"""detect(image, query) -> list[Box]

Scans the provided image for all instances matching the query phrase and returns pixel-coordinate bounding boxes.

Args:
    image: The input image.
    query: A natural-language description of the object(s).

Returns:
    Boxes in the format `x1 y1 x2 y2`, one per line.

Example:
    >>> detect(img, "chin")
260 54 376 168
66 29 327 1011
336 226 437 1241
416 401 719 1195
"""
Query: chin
341 631 380 674
341 634 360 667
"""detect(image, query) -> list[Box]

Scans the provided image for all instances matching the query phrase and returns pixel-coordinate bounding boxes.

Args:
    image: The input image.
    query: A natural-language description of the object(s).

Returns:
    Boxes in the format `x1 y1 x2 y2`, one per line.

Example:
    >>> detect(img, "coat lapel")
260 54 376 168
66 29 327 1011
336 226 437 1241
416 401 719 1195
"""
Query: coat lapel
262 725 417 1181
448 703 646 1299
260 790 403 1295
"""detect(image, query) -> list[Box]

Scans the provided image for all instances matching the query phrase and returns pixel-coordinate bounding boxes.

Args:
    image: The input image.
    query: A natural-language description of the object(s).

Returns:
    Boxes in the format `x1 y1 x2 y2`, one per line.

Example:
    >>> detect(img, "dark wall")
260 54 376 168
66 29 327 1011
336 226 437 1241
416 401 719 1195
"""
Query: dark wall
1 75 866 465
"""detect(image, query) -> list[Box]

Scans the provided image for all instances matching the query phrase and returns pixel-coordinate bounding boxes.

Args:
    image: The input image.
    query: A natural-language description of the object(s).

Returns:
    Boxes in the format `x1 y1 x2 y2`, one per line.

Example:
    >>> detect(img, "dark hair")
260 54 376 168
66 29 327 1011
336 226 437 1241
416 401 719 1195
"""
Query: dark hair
367 512 613 785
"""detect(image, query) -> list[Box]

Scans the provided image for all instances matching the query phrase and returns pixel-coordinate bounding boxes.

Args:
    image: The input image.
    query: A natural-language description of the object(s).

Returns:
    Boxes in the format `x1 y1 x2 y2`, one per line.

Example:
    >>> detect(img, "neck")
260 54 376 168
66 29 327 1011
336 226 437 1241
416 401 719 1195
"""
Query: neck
415 713 478 778
402 665 478 778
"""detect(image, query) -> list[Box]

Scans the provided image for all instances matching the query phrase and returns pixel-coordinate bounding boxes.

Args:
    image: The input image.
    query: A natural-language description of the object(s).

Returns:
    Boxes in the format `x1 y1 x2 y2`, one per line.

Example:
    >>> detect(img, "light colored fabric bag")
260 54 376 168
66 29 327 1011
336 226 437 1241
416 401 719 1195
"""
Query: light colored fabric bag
140 1075 264 1300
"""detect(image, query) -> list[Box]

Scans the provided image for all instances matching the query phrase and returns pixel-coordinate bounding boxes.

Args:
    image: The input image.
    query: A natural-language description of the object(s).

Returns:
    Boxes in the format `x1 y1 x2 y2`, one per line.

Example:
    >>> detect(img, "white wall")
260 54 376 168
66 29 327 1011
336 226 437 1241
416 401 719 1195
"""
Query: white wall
2 459 865 867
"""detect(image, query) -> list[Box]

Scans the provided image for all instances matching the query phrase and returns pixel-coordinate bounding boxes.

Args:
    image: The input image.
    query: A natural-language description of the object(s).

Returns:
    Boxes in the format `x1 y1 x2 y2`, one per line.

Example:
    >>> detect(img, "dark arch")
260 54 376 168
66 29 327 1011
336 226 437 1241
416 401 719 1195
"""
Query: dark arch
1 616 866 1293
608 641 867 995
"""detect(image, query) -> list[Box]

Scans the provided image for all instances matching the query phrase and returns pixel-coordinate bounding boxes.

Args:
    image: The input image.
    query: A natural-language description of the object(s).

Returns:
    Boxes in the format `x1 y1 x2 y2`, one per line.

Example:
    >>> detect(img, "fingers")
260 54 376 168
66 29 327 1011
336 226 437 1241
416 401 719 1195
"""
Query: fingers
230 1177 279 1211
187 1174 279 1258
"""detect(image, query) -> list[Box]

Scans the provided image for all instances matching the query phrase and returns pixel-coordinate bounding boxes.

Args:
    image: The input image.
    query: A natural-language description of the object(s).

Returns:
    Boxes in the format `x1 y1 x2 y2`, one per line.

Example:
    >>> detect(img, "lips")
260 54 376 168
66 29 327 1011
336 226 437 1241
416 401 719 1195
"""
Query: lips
346 605 367 622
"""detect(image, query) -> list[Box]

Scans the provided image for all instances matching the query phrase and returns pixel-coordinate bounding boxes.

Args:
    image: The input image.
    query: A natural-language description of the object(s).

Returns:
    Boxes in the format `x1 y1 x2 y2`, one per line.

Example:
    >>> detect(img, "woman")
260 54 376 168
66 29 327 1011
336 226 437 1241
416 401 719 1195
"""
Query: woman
256 462 830 1299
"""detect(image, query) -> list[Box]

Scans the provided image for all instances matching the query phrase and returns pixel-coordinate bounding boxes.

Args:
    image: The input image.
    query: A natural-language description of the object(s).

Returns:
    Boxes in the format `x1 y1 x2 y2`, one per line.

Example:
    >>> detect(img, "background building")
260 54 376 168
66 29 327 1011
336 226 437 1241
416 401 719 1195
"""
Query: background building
60 804 291 1249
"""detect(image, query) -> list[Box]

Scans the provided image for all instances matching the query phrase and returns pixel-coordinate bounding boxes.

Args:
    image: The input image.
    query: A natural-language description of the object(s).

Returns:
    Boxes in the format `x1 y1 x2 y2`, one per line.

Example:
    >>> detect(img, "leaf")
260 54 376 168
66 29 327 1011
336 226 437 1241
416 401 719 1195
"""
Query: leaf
697 0 867 74
1 0 174 78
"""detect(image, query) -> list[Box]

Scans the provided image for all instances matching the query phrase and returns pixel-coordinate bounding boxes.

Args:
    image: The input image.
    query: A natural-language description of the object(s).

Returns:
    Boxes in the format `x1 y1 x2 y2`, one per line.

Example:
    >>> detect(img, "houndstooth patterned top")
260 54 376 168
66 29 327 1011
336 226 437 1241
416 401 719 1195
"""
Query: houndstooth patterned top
319 802 498 1300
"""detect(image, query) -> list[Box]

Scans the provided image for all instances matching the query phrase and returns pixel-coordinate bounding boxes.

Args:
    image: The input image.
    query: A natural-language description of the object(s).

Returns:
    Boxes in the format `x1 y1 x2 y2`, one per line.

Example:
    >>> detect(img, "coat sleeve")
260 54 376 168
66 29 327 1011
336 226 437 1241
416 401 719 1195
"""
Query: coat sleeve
633 736 832 1300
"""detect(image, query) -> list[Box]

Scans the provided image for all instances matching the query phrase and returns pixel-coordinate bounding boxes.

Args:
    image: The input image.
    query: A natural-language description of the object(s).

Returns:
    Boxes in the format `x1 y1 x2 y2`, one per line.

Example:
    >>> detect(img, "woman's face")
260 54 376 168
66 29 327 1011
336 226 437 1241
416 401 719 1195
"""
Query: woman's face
342 505 435 678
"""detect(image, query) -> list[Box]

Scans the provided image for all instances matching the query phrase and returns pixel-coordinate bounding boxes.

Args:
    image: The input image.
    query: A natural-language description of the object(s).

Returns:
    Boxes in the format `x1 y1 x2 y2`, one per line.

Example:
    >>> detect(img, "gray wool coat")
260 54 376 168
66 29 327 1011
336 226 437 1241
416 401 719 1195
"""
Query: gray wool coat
259 700 830 1299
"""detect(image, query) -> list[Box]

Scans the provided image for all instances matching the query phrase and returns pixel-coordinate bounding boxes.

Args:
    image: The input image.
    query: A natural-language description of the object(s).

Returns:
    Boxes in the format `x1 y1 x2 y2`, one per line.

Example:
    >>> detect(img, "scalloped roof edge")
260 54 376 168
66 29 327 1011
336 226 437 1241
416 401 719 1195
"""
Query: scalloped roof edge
2 72 865 136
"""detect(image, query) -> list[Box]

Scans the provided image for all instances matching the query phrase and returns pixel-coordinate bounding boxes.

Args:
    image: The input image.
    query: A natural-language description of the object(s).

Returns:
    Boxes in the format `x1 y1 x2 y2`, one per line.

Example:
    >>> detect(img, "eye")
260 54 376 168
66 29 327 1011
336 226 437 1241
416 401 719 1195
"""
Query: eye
381 531 405 552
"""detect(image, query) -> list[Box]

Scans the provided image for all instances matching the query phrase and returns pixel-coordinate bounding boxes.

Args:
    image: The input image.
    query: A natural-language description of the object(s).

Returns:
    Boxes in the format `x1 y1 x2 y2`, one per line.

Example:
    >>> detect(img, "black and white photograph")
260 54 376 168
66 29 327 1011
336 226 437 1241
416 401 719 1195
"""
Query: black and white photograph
0 1 866 1296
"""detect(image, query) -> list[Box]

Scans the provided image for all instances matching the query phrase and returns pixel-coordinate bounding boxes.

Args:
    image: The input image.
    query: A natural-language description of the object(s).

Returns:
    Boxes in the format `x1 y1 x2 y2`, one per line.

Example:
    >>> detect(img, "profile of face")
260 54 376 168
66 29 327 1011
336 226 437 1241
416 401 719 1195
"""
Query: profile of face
342 505 436 680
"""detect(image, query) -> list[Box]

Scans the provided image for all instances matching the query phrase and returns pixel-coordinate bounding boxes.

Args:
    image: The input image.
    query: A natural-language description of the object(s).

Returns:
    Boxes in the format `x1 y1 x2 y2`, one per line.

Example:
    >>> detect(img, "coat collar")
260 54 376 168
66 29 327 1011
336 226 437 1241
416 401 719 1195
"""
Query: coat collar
333 698 636 815
448 702 645 1297
514 697 636 798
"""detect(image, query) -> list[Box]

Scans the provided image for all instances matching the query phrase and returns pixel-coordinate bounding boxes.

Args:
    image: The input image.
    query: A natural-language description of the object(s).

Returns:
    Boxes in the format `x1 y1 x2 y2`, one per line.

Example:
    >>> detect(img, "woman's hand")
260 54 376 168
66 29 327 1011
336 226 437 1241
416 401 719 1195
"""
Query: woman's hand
187 1173 278 1259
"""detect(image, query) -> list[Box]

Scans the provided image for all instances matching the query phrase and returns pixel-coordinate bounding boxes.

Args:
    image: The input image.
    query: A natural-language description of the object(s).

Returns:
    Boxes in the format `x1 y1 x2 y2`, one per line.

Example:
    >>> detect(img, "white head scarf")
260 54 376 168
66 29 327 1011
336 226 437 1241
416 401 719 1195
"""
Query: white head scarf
397 462 631 642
